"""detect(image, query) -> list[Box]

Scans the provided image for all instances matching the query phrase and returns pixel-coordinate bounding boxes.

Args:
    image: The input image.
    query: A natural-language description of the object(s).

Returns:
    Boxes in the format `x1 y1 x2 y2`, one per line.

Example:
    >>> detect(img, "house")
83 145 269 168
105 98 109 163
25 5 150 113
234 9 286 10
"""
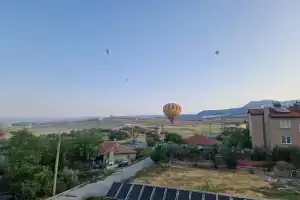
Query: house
184 134 221 146
248 101 300 149
99 141 137 167
0 133 12 140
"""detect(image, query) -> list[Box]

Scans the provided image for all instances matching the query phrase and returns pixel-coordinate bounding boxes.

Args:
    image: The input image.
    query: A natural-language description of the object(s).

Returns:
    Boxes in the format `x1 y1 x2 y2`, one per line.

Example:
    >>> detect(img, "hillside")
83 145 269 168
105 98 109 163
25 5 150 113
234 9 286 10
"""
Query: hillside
197 100 298 118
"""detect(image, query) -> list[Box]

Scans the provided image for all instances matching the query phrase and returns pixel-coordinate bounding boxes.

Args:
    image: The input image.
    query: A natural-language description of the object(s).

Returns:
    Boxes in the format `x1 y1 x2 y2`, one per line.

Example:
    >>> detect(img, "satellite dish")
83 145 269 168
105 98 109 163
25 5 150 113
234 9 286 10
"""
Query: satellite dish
294 101 300 107
272 101 281 108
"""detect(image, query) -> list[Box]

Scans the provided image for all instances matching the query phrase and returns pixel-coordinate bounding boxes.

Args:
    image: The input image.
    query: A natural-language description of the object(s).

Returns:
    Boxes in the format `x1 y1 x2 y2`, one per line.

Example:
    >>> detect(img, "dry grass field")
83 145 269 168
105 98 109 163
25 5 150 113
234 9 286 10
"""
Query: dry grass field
9 116 246 138
10 118 222 136
133 165 300 200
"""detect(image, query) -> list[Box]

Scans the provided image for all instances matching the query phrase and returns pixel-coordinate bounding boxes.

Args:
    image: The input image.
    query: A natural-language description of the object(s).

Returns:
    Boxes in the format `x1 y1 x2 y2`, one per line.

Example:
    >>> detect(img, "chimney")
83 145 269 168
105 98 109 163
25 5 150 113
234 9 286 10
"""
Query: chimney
113 138 119 150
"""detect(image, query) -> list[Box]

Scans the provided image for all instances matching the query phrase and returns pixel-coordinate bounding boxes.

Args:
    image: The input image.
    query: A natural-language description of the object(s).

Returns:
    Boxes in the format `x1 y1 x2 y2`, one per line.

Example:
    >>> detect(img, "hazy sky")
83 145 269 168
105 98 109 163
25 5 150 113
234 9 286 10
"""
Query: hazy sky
0 0 300 118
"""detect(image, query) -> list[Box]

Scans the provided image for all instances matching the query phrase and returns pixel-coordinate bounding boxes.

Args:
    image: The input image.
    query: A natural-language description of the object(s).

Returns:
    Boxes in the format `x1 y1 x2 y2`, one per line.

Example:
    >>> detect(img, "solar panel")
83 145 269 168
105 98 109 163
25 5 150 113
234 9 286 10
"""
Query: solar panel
203 193 216 200
127 185 143 200
190 191 203 200
232 197 245 200
152 187 166 200
164 188 177 200
218 195 230 200
177 190 190 200
106 182 258 200
139 186 154 200
106 182 122 198
273 107 290 113
116 183 132 200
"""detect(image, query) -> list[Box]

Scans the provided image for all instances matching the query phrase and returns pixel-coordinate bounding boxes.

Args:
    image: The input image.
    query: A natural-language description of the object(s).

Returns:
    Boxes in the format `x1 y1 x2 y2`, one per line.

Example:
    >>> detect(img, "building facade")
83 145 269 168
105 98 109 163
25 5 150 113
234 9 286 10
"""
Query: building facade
248 102 300 149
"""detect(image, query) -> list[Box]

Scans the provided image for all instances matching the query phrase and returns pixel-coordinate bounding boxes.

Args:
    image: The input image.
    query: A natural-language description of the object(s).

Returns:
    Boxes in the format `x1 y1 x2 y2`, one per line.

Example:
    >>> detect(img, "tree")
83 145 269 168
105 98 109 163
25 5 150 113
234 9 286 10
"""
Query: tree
68 132 103 163
219 146 237 169
3 130 53 199
2 128 106 199
108 130 128 141
164 133 184 144
219 127 252 149
146 133 160 147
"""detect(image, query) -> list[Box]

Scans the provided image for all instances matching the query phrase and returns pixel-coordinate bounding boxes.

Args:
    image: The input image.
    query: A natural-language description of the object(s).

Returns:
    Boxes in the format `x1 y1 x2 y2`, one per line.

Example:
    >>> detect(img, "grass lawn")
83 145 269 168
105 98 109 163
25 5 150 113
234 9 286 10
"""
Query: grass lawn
133 165 300 200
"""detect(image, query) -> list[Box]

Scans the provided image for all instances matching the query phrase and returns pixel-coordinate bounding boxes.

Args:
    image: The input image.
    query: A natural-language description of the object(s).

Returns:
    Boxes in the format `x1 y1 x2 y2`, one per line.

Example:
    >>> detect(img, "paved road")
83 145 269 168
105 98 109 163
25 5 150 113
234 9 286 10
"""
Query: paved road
51 157 154 200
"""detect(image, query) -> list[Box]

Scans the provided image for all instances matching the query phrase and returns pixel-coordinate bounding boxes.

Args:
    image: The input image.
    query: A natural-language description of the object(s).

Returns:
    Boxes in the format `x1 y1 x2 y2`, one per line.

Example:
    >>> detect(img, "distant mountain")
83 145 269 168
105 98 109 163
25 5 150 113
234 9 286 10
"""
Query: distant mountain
197 100 299 118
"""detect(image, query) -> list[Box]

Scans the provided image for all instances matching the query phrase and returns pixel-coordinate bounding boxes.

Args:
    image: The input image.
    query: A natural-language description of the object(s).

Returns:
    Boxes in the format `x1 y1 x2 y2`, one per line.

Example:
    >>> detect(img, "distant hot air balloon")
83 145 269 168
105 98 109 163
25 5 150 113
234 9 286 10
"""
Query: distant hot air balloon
163 103 182 124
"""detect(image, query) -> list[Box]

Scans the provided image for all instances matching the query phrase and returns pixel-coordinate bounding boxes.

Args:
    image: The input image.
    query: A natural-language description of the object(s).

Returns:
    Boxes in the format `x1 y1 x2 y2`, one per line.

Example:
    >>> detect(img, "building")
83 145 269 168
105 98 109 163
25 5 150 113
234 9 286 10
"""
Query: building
184 134 221 146
0 132 12 140
99 141 137 167
248 101 300 149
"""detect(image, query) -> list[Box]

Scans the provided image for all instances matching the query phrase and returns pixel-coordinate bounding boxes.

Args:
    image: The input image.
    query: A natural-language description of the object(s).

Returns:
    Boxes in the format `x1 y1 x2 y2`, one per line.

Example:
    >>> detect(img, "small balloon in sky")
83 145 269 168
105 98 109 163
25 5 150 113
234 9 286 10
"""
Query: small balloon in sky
105 49 110 54
215 50 220 55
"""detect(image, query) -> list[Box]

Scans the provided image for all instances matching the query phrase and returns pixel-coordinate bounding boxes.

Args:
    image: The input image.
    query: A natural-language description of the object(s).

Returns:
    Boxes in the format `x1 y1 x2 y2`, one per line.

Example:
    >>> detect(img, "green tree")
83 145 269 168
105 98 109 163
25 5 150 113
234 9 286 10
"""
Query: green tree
146 133 160 147
3 130 53 199
219 127 252 149
68 133 103 163
108 130 128 141
164 133 184 144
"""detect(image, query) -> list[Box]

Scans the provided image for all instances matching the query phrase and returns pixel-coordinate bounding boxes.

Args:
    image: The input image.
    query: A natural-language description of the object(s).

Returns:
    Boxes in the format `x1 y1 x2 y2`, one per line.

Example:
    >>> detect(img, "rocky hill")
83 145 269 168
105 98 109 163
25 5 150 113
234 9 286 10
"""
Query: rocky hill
197 100 298 118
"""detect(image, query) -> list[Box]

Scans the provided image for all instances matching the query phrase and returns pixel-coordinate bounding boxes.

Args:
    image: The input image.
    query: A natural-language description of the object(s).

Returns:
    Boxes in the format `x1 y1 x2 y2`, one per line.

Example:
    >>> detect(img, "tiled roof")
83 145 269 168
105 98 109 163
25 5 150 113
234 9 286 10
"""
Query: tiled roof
184 134 221 145
99 141 137 155
248 109 264 115
269 110 300 118
269 106 300 118
249 107 300 118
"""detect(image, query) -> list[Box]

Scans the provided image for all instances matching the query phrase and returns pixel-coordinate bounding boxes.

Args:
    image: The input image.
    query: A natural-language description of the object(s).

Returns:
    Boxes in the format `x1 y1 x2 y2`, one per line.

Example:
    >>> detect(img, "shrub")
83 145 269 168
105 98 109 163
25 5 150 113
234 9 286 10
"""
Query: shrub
224 152 237 169
290 148 300 168
150 149 162 163
135 148 152 159
146 138 156 147
272 147 293 162
251 148 269 161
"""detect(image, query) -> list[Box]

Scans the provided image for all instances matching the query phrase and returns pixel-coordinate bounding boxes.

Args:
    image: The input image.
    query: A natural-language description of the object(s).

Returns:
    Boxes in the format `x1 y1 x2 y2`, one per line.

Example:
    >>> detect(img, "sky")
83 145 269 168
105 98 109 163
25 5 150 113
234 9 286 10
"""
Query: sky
0 0 300 119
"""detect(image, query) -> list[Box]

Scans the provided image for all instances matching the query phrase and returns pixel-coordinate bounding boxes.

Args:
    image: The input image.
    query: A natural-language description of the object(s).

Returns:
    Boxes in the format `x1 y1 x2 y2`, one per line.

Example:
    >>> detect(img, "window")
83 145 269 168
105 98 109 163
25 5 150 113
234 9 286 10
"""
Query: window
282 136 292 144
280 120 291 129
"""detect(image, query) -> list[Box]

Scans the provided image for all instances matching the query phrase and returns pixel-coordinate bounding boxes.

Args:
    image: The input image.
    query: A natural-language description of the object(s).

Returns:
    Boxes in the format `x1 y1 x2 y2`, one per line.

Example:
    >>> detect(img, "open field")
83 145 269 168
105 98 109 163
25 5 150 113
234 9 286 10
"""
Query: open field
133 165 300 200
9 116 246 137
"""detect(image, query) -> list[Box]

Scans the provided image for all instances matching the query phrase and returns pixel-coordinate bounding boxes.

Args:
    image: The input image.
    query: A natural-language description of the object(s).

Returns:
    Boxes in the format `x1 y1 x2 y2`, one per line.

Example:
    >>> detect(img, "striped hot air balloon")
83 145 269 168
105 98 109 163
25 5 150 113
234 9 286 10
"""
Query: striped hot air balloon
163 103 182 124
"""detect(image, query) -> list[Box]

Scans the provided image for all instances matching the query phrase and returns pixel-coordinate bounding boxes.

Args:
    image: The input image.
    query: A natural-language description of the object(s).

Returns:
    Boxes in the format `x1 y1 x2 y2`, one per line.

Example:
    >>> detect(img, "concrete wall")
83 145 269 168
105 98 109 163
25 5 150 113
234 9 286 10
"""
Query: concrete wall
268 118 300 148
249 114 265 148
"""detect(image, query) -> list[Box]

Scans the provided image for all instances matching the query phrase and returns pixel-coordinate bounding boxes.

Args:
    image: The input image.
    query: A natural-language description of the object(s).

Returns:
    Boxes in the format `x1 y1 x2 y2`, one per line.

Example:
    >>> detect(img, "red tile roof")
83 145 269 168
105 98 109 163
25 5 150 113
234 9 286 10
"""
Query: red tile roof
269 107 300 118
248 107 300 118
184 134 221 145
99 141 137 155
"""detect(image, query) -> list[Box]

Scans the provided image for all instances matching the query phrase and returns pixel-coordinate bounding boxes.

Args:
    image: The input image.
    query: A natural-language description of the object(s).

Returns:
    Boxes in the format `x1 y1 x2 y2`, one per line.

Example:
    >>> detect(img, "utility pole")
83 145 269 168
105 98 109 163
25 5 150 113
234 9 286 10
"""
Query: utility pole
52 133 61 196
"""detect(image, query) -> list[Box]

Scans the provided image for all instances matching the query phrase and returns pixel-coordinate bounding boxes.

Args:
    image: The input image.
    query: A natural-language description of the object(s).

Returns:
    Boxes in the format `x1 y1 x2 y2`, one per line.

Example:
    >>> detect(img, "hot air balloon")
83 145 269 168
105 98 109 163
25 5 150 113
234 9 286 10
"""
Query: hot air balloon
163 103 182 124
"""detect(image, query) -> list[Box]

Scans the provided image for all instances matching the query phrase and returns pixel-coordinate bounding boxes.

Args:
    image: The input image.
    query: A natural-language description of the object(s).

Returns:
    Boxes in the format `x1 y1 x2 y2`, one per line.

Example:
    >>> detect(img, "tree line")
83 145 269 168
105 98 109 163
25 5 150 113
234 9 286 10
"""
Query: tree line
0 127 136 200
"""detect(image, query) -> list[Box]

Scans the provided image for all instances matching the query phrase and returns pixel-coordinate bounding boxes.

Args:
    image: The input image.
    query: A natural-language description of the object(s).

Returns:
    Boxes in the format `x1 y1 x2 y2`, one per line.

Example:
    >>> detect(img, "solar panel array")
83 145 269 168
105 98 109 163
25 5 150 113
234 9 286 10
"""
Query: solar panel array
105 182 260 200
